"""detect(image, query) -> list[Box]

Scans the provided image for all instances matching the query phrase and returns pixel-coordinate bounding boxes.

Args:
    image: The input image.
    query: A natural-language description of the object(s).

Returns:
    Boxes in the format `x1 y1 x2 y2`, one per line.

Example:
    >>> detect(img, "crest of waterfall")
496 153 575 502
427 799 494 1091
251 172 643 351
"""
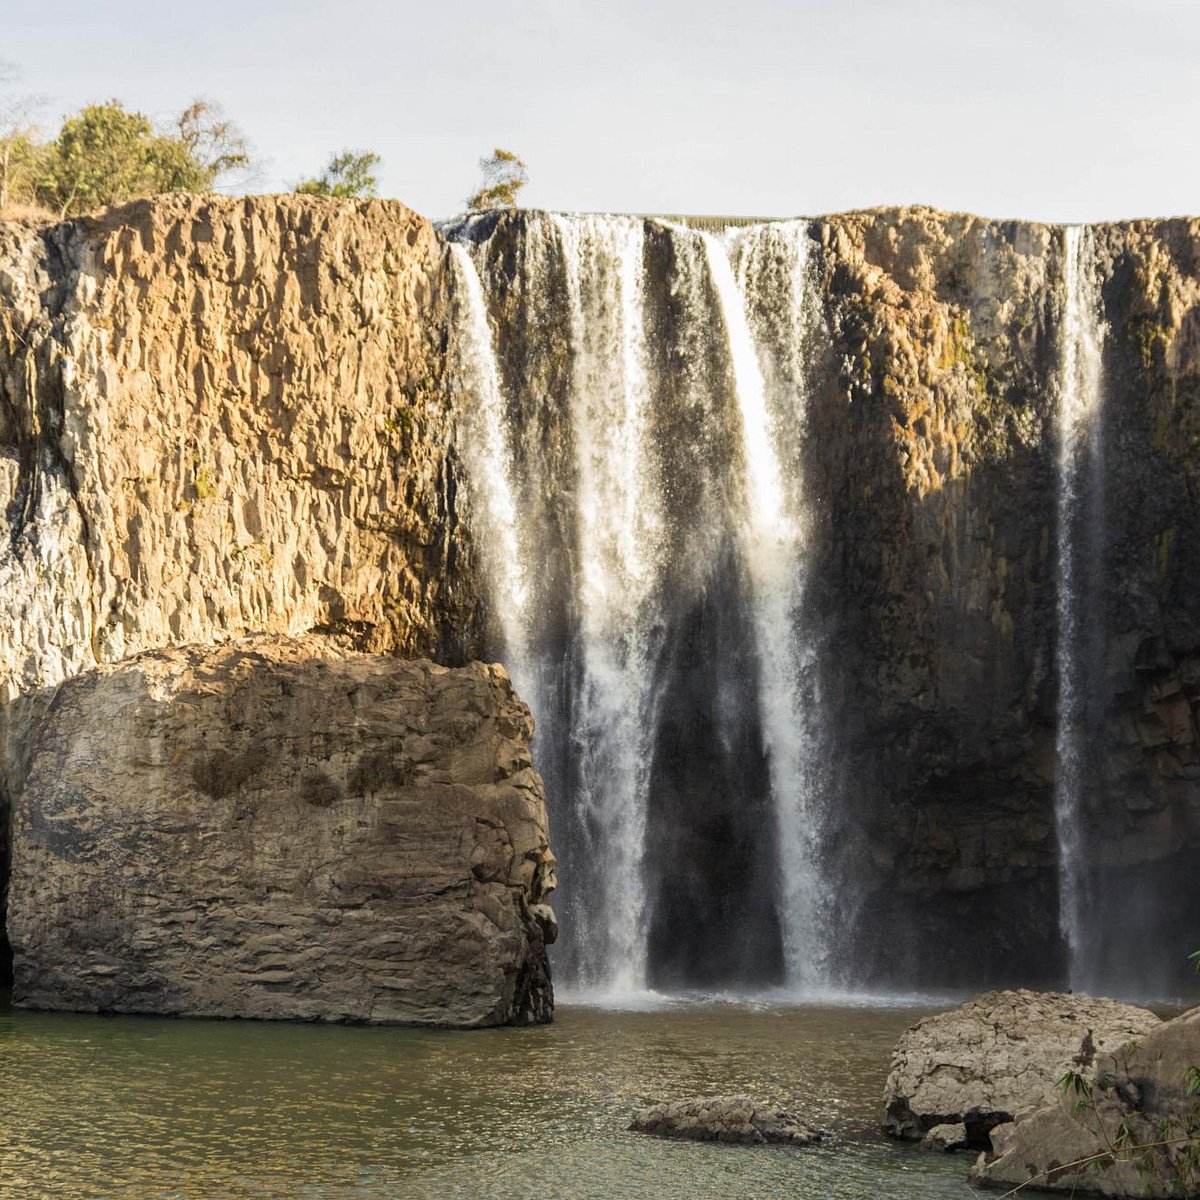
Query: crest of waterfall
445 243 536 701
702 227 831 993
548 214 666 995
1054 225 1106 989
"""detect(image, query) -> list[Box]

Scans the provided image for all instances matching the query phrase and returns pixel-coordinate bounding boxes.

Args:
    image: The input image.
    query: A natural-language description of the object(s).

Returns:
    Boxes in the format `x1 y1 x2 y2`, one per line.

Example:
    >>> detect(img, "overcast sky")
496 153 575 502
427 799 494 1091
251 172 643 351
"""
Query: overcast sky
5 0 1198 222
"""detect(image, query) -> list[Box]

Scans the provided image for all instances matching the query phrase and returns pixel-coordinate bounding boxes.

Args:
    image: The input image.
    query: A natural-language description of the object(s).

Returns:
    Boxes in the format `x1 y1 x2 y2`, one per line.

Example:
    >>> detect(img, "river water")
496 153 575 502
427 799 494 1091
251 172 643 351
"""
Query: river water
0 993 1053 1199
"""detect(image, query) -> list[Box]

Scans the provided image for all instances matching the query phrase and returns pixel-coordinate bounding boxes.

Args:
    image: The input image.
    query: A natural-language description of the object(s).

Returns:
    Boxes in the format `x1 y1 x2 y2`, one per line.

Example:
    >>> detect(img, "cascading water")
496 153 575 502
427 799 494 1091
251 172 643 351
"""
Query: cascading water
445 243 536 700
546 215 666 995
701 227 831 993
1054 225 1106 990
444 212 833 999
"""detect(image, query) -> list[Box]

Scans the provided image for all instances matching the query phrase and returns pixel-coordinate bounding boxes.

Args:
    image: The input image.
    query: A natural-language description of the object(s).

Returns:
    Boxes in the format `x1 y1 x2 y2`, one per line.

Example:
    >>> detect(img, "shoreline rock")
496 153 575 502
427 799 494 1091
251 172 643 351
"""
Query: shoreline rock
884 990 1161 1146
972 1006 1200 1197
7 635 556 1027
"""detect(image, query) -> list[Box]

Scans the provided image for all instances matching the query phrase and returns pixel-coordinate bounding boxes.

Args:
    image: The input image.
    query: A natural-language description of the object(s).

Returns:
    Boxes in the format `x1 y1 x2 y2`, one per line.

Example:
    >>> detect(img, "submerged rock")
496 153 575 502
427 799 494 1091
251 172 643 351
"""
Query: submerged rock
7 635 556 1027
972 1006 1200 1197
629 1095 823 1145
883 990 1160 1146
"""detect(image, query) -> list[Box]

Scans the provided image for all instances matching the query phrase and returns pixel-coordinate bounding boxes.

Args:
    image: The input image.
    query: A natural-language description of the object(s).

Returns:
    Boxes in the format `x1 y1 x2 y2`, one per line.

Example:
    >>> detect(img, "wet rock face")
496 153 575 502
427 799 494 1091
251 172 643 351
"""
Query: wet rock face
883 989 1161 1146
807 211 1200 990
7 636 555 1026
973 1005 1200 1197
629 1096 823 1146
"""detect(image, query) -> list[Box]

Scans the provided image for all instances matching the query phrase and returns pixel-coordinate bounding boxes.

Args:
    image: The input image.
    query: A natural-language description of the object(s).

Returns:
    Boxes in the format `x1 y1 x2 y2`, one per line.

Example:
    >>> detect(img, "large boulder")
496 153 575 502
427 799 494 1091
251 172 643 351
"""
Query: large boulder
7 635 557 1027
884 990 1161 1145
629 1096 822 1146
973 1006 1200 1197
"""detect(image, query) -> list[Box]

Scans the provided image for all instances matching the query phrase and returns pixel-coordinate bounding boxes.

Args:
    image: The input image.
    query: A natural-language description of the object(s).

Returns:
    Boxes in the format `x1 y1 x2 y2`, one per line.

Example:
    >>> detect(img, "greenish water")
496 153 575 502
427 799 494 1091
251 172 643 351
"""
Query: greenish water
0 994 1041 1199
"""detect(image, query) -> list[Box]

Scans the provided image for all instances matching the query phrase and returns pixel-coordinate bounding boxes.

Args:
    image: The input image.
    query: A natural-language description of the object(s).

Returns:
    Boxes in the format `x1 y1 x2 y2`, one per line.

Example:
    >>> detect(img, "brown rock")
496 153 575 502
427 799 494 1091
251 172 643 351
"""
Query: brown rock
7 635 556 1026
973 1006 1200 1197
629 1096 823 1146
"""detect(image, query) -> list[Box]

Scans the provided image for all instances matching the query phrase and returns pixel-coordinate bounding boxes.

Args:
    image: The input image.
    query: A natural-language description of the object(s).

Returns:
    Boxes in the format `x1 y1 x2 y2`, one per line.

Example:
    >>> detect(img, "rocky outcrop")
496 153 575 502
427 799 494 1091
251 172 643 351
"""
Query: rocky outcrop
0 195 484 980
7 635 555 1026
973 1006 1200 1197
884 990 1161 1145
5 196 1200 996
629 1096 823 1145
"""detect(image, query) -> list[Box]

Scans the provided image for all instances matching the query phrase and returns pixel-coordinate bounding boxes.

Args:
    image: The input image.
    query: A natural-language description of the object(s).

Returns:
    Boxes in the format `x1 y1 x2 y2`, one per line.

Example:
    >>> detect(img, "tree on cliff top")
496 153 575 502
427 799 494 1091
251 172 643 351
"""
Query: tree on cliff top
467 148 527 211
0 62 42 214
293 150 381 198
34 98 252 217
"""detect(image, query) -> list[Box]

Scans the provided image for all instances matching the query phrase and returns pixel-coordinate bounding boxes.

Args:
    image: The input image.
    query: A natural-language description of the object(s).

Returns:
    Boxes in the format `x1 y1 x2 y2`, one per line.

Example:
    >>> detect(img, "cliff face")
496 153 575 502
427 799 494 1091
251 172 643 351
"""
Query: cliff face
808 210 1200 988
452 207 1200 993
0 195 481 780
8 636 555 1025
3 196 1199 999
0 196 485 984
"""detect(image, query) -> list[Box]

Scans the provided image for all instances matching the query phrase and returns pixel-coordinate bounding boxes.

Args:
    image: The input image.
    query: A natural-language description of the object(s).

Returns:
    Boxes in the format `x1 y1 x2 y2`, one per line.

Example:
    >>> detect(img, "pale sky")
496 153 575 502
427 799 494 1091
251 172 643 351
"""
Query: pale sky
5 0 1199 222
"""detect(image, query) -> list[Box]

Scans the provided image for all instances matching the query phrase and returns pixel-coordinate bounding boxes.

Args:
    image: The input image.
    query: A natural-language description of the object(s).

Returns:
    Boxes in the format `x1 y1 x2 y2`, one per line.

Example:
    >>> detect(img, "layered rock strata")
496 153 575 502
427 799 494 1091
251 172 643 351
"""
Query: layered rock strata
7 636 556 1025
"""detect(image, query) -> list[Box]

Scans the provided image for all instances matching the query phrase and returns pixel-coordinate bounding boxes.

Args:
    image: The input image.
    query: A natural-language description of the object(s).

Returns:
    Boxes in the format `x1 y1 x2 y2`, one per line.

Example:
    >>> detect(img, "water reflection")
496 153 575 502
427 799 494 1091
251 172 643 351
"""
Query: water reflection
0 997 1040 1198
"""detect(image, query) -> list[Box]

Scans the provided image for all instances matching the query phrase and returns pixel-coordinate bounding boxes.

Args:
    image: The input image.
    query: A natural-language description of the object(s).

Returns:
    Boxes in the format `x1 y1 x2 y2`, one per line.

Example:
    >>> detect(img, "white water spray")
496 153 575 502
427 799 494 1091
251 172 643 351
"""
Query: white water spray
550 214 665 996
701 228 830 992
446 244 535 698
1054 225 1106 986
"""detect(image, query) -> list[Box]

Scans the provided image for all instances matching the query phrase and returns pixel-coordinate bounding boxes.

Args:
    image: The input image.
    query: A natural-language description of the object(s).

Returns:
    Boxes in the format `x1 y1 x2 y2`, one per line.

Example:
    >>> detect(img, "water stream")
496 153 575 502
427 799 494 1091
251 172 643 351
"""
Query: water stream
1053 225 1106 991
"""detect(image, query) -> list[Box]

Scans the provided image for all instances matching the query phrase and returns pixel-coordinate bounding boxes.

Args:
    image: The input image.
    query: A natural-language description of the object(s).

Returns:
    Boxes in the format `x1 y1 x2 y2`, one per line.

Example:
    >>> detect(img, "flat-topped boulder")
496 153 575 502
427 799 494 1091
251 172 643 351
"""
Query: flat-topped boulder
884 990 1161 1146
973 1006 1200 1197
629 1096 823 1146
7 635 557 1027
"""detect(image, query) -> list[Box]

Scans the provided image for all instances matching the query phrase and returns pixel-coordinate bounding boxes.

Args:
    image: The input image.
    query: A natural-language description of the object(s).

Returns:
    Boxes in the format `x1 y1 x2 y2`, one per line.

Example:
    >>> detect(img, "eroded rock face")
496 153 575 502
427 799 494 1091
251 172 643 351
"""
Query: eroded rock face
7 635 555 1026
883 990 1161 1145
0 195 484 977
629 1096 823 1146
0 195 481 787
973 1006 1200 1197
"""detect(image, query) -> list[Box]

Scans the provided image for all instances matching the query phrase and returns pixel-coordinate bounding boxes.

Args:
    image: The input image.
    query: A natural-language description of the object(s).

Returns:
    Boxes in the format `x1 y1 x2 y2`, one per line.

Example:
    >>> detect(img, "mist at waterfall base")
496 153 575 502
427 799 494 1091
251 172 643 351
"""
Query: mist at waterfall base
444 212 1198 1006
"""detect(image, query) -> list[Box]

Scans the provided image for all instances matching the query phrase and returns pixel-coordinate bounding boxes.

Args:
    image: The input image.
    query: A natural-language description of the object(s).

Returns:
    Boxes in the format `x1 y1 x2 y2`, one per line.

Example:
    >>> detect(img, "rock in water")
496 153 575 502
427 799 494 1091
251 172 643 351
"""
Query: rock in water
883 990 1160 1145
629 1096 823 1145
7 635 557 1027
920 1123 969 1152
972 1006 1200 1197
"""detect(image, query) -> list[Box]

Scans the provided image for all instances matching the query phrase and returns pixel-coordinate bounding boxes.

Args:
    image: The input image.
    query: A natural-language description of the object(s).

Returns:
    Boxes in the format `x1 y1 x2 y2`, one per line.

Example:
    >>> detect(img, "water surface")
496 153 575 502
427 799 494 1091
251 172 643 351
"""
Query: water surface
0 995 1042 1199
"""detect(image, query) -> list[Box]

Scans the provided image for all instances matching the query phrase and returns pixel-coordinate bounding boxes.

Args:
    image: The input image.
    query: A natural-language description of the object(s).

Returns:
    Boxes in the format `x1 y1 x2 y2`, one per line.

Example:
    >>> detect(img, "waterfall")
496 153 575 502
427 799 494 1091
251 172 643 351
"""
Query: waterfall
548 214 666 996
701 227 831 993
445 243 536 699
445 213 830 999
1054 225 1106 989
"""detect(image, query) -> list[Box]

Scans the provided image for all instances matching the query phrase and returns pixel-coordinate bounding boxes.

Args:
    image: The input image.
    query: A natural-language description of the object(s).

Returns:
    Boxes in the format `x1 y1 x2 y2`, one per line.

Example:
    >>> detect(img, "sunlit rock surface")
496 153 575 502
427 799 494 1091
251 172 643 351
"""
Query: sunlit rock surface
8 636 555 1026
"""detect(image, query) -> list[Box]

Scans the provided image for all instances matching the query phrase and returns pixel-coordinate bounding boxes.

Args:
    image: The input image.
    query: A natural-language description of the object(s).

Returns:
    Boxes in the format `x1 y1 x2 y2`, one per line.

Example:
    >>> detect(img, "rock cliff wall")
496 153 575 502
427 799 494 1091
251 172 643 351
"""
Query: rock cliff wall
3 196 1200 997
8 636 555 1025
453 207 1200 993
0 196 485 985
808 210 1200 989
